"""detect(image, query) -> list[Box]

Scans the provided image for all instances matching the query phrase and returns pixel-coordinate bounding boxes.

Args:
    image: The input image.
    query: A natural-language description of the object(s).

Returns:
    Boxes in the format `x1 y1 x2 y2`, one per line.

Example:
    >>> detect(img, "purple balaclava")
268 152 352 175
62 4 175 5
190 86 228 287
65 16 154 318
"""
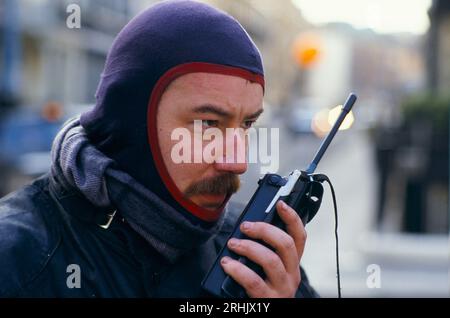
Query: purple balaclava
80 0 265 222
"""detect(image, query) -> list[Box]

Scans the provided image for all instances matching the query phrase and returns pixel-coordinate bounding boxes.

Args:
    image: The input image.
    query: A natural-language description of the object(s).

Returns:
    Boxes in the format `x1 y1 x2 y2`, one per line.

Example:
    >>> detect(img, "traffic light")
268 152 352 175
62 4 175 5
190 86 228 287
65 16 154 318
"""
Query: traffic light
292 32 321 69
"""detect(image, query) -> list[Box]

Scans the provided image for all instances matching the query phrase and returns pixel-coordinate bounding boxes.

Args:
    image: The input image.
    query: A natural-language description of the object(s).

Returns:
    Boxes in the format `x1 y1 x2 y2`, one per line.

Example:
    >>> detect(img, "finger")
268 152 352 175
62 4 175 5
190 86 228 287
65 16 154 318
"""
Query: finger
239 220 300 274
220 256 270 298
227 238 286 284
276 200 307 259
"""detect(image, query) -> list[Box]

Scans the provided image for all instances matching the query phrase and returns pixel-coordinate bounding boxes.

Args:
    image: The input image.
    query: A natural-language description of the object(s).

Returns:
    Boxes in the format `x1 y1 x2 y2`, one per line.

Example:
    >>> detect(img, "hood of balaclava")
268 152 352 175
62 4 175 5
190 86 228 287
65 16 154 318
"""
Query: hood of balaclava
80 0 265 223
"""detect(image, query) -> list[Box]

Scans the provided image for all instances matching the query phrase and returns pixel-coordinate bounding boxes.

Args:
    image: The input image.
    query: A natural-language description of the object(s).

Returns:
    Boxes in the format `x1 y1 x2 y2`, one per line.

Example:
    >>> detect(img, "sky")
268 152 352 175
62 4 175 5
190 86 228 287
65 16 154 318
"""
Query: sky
292 0 432 35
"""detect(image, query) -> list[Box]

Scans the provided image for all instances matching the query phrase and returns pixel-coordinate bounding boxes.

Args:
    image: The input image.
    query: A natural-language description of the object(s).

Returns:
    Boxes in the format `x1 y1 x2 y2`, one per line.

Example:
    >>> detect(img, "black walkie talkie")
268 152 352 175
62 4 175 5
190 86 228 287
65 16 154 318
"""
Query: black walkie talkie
202 93 357 298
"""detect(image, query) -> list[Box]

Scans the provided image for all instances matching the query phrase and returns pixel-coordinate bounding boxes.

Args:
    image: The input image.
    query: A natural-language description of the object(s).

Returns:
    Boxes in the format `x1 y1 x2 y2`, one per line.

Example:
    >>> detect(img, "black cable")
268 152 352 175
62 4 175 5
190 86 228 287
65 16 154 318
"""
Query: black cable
312 174 341 298
325 177 341 298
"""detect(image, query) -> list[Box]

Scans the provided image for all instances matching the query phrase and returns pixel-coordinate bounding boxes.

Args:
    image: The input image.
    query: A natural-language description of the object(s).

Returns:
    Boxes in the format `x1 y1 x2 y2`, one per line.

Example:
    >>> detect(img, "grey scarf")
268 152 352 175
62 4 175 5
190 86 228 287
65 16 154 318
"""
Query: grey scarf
51 116 224 263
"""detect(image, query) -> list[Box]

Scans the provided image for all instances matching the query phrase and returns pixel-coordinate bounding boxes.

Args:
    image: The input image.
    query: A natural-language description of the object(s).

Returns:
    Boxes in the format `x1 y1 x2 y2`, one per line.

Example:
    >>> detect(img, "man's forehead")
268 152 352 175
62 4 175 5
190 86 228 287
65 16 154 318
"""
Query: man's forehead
170 72 261 93
164 72 264 111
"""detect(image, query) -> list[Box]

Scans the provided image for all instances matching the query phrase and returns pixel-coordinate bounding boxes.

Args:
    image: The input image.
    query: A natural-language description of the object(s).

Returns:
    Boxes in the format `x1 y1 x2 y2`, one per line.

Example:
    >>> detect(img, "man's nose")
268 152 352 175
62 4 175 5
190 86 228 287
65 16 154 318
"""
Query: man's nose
214 129 247 175
214 160 247 174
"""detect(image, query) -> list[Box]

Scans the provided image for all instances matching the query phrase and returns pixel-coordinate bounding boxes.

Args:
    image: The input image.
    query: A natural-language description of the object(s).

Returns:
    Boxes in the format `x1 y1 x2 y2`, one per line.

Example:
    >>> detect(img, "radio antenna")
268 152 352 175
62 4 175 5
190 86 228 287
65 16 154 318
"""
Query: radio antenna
305 93 357 174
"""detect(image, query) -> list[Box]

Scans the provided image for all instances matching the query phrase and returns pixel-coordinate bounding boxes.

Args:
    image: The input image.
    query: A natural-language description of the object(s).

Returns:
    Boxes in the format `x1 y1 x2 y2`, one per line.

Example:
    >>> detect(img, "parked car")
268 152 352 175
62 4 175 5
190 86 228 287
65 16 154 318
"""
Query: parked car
285 98 324 135
0 103 92 195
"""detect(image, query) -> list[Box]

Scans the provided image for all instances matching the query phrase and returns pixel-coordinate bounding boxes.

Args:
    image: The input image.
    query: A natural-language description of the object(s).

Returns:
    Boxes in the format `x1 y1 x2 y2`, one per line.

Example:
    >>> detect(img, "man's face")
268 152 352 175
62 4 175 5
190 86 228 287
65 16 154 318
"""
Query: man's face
157 72 264 210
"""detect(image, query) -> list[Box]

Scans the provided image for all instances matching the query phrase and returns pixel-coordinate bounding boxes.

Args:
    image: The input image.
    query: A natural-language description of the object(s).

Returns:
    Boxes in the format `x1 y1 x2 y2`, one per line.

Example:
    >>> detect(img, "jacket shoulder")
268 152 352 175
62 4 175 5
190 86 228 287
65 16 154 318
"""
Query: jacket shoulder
0 176 59 297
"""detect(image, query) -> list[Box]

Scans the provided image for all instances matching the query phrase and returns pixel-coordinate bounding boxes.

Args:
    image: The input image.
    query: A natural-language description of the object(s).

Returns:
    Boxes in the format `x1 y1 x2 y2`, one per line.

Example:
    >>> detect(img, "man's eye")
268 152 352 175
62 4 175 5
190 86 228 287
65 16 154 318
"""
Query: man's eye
202 120 219 128
243 120 256 129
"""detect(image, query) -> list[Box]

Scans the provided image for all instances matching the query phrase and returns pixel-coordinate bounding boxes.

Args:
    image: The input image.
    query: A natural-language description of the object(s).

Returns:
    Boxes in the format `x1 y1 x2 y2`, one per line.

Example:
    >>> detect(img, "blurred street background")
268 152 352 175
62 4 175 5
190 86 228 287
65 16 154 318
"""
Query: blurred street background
0 0 448 297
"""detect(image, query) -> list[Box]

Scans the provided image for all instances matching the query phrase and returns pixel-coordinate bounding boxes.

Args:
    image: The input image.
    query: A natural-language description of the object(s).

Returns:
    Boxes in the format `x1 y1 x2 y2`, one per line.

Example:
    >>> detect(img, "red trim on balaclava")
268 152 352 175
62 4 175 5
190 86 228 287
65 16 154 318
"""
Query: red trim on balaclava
147 62 265 222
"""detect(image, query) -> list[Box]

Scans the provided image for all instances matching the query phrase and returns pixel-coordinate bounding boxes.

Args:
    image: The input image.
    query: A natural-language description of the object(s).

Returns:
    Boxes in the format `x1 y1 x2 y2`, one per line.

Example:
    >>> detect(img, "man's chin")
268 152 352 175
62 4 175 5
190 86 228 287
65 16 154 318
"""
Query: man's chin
189 193 228 211
201 204 224 211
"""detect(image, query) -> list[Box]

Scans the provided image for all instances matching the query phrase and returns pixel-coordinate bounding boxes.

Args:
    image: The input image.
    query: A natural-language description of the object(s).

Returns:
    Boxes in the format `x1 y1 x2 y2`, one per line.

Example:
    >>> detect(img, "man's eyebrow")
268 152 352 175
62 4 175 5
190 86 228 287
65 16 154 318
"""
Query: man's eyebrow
192 104 264 120
192 104 232 118
245 108 264 120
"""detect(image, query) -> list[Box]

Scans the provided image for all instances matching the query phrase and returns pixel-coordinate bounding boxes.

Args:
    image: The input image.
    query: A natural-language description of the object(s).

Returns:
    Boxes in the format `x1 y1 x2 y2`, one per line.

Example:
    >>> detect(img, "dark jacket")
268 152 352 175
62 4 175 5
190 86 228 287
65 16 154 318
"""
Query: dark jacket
0 174 318 298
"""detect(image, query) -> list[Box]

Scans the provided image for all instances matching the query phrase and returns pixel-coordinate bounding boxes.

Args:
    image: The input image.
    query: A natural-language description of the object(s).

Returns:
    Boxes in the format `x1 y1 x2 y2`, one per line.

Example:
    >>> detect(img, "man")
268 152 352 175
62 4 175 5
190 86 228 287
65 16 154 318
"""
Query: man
0 0 317 297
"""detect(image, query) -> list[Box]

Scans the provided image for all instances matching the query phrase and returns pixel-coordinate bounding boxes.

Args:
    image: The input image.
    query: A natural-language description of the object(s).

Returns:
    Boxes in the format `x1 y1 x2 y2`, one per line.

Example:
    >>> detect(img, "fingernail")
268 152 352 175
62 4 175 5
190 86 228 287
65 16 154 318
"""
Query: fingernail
280 201 288 209
228 238 239 248
241 222 252 231
221 257 230 265
242 222 252 231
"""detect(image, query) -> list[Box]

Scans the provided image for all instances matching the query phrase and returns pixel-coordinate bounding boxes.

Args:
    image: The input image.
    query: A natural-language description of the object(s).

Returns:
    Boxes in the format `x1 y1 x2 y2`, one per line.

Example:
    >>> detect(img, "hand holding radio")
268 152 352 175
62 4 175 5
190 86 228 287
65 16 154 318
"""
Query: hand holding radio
220 200 305 298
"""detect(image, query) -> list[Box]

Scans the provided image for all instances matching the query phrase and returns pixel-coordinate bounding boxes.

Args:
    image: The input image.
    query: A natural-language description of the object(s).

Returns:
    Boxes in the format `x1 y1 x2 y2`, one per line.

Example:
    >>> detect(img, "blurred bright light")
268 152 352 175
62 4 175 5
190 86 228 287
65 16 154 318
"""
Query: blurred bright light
292 33 321 68
292 0 432 35
328 105 354 130
312 109 329 137
312 106 354 137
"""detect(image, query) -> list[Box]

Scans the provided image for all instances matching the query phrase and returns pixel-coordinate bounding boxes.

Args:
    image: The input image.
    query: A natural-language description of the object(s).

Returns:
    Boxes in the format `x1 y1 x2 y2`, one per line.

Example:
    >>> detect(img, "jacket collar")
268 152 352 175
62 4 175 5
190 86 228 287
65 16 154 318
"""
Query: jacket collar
48 171 116 228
